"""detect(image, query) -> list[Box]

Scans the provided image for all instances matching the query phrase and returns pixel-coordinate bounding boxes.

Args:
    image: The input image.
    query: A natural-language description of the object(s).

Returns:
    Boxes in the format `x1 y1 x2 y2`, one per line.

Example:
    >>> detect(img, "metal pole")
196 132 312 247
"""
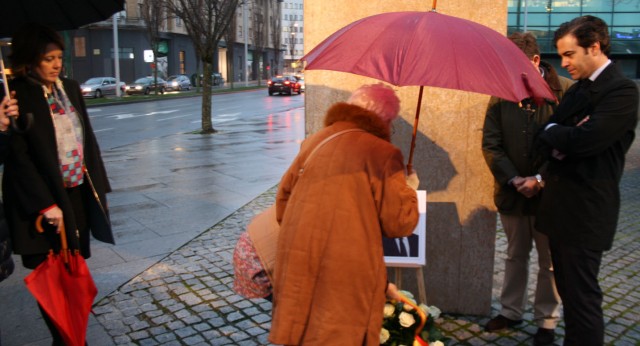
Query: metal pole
113 14 122 97
523 0 529 32
243 1 249 87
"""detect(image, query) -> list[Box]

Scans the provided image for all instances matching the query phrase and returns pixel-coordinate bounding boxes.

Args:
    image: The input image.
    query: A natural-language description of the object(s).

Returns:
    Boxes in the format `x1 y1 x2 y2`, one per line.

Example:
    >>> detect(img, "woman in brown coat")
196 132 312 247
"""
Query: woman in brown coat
269 84 420 345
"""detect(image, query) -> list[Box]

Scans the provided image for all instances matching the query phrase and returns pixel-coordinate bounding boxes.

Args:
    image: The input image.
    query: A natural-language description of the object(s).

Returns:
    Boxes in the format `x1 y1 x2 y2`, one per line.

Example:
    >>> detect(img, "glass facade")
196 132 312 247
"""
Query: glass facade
508 0 640 78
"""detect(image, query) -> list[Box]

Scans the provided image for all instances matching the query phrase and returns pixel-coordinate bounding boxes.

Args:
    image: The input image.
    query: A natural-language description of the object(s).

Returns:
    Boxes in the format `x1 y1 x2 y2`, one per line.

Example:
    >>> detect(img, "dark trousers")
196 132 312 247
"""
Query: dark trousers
38 304 65 345
549 238 604 346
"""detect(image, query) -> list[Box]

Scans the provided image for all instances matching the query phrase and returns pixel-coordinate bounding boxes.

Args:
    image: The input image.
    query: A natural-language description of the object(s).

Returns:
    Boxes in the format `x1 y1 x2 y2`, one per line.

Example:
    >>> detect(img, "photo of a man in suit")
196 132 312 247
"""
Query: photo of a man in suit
382 234 419 258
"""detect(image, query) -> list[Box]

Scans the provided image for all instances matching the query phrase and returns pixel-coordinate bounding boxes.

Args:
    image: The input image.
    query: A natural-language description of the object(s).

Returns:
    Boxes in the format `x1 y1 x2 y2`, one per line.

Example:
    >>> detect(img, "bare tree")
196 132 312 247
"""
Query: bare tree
141 0 166 95
252 0 266 85
270 0 283 76
167 0 240 133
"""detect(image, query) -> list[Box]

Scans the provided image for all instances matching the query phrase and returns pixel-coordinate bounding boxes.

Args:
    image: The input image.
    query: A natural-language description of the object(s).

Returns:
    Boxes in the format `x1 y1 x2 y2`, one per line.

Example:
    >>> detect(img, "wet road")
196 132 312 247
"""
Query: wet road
88 90 306 150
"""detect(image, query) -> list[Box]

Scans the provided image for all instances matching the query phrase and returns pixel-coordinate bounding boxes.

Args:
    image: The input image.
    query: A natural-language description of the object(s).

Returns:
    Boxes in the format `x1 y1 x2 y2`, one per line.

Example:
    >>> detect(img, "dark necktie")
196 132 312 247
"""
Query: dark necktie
398 239 408 257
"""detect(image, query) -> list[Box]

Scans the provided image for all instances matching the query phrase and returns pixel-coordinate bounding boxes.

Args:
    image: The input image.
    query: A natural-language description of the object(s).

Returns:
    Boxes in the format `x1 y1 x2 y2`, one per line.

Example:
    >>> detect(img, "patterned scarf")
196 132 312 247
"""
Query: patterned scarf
43 79 85 188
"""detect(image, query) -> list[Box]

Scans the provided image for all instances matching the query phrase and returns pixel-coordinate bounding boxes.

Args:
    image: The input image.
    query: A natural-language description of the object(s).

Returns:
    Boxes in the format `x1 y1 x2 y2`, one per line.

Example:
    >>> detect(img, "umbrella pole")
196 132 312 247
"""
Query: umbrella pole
0 49 11 98
407 86 424 173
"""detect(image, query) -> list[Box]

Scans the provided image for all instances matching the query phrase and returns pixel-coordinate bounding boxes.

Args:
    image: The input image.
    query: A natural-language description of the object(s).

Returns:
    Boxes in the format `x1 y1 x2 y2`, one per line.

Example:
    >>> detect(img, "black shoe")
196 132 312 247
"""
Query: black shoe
534 328 555 346
484 314 523 332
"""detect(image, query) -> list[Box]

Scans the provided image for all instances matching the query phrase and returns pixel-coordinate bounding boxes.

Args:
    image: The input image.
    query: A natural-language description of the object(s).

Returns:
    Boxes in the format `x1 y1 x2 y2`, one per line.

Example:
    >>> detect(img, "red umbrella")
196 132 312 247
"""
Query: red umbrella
24 216 97 346
301 7 556 170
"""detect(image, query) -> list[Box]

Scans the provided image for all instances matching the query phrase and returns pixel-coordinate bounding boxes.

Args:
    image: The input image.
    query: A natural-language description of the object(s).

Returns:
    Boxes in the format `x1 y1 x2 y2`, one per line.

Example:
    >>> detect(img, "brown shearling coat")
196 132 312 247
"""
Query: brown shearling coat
269 103 419 345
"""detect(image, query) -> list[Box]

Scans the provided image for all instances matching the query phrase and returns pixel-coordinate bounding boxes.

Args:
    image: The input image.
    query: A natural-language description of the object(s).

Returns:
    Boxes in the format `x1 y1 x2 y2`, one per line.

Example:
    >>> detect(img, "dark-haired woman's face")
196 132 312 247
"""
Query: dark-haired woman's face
34 43 63 88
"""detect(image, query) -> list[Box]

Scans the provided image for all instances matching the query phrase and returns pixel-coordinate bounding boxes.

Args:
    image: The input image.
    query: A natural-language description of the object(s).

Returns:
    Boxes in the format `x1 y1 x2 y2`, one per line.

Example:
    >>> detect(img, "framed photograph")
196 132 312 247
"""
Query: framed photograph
383 190 427 267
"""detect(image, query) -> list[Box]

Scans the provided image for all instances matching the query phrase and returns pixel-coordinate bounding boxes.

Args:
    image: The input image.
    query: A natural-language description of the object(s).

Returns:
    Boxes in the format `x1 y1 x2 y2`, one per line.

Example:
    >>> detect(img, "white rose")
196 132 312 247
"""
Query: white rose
419 303 429 315
432 341 445 346
403 302 415 311
380 328 390 344
399 290 414 299
398 311 416 327
383 303 395 318
427 305 441 319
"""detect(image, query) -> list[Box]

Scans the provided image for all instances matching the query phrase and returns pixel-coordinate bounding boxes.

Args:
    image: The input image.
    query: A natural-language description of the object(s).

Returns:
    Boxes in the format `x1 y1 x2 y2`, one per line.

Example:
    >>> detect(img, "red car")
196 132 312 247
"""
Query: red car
268 76 301 96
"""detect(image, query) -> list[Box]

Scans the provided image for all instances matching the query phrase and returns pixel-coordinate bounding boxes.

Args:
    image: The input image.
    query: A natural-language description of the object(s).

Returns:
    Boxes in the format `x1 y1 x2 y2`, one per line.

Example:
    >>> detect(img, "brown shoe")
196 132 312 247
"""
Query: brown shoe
484 314 523 332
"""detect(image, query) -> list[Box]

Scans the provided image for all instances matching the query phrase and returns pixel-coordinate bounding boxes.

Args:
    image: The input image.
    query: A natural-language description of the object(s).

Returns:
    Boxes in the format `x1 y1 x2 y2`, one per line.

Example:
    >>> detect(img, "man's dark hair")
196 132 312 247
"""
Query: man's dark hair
9 23 65 77
508 32 540 60
553 15 610 56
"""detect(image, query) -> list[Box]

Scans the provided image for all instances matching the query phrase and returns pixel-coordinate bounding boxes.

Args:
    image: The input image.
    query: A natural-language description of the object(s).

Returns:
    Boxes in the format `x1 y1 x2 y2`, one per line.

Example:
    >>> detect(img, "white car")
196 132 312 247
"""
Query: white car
81 77 126 98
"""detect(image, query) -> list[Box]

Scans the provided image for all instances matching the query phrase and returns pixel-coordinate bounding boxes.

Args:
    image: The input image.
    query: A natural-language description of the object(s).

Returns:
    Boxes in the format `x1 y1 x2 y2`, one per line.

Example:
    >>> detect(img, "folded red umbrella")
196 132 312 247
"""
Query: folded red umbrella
24 216 97 346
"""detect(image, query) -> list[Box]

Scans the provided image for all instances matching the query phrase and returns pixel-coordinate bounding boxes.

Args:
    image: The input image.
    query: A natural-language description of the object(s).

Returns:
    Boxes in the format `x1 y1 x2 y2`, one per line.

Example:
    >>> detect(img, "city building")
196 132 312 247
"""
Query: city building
282 0 304 75
60 0 287 86
508 0 640 78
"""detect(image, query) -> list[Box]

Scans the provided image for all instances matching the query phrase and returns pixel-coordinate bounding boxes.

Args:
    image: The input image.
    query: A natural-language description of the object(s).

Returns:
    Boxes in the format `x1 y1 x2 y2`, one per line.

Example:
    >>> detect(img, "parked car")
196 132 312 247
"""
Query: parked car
295 76 305 92
80 77 126 98
166 74 192 91
212 73 225 86
125 77 167 95
268 76 301 96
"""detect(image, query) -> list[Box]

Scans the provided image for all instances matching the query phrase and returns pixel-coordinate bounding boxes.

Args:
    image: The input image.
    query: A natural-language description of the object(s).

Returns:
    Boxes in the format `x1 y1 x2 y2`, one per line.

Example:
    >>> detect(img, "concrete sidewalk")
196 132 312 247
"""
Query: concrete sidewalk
1 99 639 345
0 100 305 345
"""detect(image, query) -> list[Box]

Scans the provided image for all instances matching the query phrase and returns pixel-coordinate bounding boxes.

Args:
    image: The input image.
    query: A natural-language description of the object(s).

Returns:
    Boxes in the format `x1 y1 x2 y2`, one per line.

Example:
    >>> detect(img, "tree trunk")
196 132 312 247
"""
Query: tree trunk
200 61 215 133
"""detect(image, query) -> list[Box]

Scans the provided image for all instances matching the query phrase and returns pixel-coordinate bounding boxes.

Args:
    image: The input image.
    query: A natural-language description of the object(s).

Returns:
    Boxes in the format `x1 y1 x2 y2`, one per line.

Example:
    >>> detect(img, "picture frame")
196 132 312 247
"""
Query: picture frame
383 190 427 267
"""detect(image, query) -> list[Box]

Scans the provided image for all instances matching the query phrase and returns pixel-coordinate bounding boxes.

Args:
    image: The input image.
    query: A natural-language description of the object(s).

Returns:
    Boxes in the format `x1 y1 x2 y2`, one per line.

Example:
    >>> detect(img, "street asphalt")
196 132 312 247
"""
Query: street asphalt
0 87 638 346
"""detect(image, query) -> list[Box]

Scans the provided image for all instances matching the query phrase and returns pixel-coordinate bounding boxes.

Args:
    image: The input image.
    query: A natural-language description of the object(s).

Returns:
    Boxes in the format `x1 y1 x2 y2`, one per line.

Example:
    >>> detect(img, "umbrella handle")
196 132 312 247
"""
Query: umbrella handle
407 86 424 174
35 215 69 264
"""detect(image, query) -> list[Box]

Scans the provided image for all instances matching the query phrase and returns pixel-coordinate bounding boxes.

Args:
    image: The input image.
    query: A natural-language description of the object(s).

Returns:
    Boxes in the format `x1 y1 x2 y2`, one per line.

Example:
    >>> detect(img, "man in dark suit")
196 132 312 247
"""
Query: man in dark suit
536 15 639 346
383 234 419 258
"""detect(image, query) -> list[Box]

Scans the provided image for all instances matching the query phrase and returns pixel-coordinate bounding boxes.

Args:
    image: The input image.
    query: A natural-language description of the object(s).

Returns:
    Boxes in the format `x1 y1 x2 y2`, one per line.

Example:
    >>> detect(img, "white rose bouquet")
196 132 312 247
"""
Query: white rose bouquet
380 290 449 345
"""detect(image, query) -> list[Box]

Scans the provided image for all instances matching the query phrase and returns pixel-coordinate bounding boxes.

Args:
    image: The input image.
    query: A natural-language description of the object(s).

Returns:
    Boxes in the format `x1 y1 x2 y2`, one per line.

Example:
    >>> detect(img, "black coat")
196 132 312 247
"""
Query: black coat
2 77 114 258
0 134 14 281
536 63 639 251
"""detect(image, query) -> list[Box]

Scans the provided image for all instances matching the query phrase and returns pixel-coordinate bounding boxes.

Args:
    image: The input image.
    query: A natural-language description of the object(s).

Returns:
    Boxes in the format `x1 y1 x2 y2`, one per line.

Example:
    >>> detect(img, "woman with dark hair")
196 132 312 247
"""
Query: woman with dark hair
2 23 114 344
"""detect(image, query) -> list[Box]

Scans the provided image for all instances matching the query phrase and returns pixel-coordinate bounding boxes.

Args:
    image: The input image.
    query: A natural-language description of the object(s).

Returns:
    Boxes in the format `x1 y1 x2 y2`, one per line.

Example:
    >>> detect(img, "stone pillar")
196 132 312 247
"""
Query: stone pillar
303 0 506 315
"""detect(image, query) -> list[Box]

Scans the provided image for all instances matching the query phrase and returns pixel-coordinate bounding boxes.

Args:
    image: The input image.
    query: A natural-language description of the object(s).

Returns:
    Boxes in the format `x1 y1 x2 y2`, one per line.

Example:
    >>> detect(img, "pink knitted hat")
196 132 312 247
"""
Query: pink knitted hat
347 83 400 123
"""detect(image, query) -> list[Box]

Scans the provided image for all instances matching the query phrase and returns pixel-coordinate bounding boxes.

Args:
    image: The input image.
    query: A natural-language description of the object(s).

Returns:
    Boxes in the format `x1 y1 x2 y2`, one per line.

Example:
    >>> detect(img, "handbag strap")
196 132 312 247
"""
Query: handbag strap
300 128 365 174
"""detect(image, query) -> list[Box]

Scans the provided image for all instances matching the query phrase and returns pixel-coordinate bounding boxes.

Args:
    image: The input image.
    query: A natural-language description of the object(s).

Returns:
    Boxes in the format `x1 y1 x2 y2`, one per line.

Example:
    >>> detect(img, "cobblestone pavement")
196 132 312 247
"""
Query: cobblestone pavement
92 86 640 346
93 130 640 346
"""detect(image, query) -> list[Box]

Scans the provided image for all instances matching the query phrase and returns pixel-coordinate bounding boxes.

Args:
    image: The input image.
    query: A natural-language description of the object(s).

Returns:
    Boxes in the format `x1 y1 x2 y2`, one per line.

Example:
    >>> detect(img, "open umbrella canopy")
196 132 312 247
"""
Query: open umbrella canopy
0 0 125 38
302 11 556 104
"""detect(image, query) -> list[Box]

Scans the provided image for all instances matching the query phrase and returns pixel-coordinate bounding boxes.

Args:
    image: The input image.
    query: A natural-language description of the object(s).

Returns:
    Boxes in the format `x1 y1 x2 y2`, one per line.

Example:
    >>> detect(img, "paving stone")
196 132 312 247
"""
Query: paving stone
182 334 206 345
153 332 177 343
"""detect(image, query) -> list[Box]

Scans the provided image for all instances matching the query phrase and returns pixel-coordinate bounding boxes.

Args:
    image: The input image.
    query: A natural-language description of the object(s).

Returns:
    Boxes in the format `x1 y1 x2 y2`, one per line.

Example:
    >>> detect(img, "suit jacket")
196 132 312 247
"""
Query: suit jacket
383 234 419 257
483 75 573 216
536 63 639 251
3 77 114 259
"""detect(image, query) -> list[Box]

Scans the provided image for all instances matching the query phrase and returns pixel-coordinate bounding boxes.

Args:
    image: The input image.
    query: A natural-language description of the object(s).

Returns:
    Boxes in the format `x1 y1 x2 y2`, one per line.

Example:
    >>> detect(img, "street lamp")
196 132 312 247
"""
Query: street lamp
290 22 297 73
242 1 249 86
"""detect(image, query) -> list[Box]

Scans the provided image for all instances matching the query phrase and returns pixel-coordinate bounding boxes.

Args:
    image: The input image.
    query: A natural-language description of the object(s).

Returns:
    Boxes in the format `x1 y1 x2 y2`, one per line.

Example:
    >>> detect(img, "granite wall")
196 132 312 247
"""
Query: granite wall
303 0 507 315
